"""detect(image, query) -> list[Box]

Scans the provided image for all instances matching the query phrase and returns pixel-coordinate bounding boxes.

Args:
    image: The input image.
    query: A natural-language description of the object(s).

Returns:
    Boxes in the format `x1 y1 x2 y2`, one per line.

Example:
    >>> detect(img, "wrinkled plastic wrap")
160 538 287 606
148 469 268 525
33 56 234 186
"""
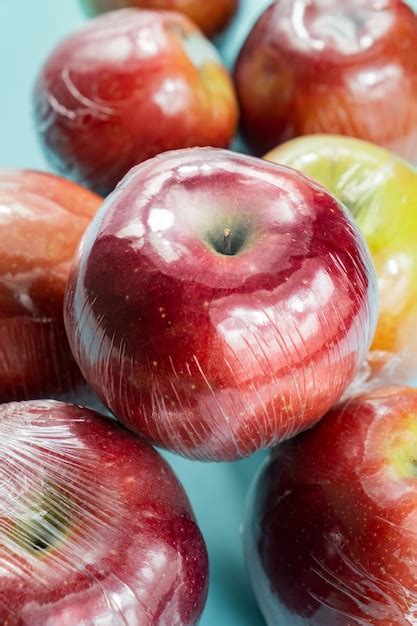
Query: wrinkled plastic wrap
33 9 238 196
64 147 378 462
234 0 417 162
0 400 208 626
0 169 101 403
80 0 239 38
266 134 417 387
244 386 417 625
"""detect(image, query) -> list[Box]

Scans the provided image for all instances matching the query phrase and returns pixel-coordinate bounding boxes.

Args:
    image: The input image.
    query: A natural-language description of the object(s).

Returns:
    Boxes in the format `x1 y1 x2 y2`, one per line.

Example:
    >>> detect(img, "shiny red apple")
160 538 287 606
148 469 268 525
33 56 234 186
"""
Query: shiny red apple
245 386 417 625
0 169 101 403
234 0 417 160
64 147 378 461
0 400 208 625
81 0 239 38
33 9 238 196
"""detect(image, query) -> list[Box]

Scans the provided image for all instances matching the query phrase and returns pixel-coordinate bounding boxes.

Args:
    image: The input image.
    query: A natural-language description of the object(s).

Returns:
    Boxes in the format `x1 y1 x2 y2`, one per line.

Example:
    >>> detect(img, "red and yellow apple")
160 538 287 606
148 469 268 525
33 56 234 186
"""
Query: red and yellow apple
234 0 417 161
80 0 239 38
245 386 417 624
0 169 101 402
33 9 238 196
0 400 208 625
64 147 378 461
266 134 417 380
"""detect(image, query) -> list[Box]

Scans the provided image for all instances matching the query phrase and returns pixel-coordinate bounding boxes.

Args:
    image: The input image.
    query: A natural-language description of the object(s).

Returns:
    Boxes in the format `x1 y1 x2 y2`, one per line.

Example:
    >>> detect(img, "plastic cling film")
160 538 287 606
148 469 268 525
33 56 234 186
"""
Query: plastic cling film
244 386 417 625
0 400 208 626
234 0 417 162
33 9 238 196
64 147 378 462
265 134 417 386
0 169 102 403
80 0 239 39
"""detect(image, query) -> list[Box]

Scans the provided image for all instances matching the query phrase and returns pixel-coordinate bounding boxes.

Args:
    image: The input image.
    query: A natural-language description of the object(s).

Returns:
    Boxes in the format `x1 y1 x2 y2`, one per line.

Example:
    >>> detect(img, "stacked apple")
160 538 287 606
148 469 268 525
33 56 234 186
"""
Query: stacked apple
63 147 378 461
80 0 239 37
0 400 208 625
245 387 417 624
2 0 417 625
0 169 101 402
266 134 417 382
235 0 417 161
33 9 238 195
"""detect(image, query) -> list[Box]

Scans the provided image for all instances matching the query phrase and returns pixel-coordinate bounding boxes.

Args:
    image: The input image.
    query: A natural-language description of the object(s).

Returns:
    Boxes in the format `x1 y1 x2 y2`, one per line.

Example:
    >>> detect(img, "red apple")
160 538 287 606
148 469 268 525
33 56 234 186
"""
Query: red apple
0 400 208 625
234 0 417 160
0 169 101 403
81 0 239 38
64 147 378 461
245 386 417 625
33 9 238 196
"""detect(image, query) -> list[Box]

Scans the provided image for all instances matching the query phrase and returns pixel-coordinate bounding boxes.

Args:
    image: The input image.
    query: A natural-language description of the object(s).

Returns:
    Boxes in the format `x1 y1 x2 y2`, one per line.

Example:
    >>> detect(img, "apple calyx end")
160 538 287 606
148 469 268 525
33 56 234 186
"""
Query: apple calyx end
204 219 253 257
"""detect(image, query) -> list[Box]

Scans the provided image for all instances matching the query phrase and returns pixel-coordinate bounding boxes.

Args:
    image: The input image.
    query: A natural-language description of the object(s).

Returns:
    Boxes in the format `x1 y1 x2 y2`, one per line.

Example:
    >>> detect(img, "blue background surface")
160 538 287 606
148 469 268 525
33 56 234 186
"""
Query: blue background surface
1 2 416 625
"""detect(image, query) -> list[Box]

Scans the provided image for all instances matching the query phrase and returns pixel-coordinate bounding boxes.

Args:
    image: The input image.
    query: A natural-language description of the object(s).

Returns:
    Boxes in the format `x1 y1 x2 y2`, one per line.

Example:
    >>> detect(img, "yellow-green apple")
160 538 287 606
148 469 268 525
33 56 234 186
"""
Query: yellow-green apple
266 134 417 380
33 9 238 196
234 0 417 161
245 386 417 625
0 400 208 625
0 169 101 402
64 147 378 461
80 0 239 38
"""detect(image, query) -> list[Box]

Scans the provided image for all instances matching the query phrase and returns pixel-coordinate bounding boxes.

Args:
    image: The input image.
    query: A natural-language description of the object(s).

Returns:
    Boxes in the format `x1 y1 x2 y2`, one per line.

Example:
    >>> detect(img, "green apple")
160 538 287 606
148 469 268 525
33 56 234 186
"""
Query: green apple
266 135 417 379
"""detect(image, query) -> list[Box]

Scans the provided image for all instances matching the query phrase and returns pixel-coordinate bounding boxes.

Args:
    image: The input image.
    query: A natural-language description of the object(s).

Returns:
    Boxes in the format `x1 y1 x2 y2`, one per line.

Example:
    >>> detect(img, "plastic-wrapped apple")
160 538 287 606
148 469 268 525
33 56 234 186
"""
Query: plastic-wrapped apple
80 0 239 38
245 386 417 625
0 400 208 625
64 147 378 461
33 9 238 196
0 169 101 402
234 0 417 161
266 134 417 380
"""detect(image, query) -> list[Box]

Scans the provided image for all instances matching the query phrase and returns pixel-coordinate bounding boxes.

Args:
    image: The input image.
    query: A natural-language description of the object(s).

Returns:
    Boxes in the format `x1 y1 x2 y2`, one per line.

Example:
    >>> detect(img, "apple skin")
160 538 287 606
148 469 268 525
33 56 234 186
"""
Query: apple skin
64 147 378 461
265 134 417 381
0 400 208 626
33 9 238 196
80 0 239 38
234 0 417 161
244 386 417 625
0 169 101 403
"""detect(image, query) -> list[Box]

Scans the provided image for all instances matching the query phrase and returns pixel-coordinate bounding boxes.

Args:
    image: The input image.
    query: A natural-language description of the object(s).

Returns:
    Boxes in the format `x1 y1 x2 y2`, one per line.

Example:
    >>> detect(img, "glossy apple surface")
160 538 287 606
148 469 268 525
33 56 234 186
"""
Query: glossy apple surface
0 169 101 402
33 9 238 196
81 0 239 38
266 134 417 381
64 147 378 461
245 386 417 624
234 0 417 161
0 400 208 625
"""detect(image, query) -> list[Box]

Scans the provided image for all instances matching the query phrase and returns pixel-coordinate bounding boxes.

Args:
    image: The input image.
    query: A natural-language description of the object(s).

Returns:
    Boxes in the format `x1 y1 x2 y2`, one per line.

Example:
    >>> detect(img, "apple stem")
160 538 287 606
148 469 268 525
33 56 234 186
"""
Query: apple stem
223 228 232 255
